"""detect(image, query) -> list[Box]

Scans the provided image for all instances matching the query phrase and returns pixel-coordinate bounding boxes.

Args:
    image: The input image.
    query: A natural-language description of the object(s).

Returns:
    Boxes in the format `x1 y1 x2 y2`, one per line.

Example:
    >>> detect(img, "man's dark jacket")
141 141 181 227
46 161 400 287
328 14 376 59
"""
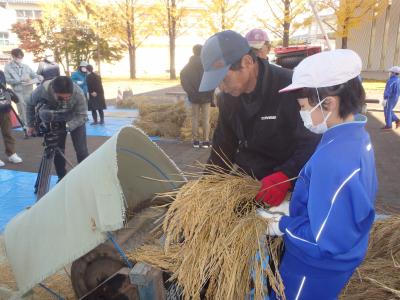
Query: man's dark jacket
180 55 213 104
208 59 321 180
0 70 6 86
37 60 60 81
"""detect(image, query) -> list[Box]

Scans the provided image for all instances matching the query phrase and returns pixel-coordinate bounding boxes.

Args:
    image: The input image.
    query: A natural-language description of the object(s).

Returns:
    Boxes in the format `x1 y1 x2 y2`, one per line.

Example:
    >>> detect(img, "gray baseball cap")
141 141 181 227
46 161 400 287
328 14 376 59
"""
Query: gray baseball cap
199 30 250 92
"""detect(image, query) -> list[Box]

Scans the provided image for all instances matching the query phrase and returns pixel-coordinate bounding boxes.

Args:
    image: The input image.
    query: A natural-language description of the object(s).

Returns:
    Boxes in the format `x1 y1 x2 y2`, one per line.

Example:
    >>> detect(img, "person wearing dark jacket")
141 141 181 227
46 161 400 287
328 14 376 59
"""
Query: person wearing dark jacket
180 44 214 148
37 50 60 82
86 64 106 125
200 30 320 207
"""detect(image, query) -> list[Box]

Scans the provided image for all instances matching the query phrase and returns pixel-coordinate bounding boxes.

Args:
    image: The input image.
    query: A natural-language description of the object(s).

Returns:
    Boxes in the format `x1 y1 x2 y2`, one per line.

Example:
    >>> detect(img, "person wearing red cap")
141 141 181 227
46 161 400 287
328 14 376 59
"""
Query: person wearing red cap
245 29 271 60
257 49 377 299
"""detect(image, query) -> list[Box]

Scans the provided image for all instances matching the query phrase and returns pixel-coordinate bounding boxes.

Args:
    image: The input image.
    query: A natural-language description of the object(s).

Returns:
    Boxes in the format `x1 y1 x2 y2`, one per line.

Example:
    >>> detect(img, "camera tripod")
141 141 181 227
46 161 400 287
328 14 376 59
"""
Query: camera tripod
10 106 29 138
34 130 74 200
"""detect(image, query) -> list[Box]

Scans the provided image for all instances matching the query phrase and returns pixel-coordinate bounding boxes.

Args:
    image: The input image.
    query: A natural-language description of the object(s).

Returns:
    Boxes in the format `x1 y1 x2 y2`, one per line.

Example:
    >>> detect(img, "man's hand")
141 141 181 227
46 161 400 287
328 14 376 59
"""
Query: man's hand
256 209 284 236
27 127 37 136
255 171 291 206
91 92 97 97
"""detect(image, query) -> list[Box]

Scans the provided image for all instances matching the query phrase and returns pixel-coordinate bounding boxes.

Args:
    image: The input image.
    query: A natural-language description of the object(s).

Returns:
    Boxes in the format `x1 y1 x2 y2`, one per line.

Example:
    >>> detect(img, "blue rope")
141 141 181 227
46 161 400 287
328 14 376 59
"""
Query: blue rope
107 232 134 269
38 283 65 300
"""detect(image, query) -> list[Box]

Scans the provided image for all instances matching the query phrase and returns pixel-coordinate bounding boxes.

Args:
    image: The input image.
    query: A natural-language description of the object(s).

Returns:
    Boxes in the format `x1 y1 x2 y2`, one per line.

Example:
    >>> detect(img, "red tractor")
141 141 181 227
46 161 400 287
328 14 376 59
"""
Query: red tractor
274 45 322 69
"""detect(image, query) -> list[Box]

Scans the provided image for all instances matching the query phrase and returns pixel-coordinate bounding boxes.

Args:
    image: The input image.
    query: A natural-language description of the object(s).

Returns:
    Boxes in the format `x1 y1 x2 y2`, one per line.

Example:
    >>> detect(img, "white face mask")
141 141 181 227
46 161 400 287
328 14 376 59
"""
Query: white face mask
14 58 23 64
299 97 332 134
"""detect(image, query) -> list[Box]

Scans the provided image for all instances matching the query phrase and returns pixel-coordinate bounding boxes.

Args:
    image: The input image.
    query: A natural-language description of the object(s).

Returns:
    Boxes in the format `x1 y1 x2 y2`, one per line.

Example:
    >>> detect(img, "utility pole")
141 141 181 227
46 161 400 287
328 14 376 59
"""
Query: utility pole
309 0 332 50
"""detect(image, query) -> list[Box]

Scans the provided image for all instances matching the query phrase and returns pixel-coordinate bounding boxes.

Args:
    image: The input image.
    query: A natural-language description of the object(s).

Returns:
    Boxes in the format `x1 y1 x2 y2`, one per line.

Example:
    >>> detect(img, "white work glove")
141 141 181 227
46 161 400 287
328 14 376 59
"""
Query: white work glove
256 209 284 236
381 99 387 107
269 200 290 215
76 80 83 85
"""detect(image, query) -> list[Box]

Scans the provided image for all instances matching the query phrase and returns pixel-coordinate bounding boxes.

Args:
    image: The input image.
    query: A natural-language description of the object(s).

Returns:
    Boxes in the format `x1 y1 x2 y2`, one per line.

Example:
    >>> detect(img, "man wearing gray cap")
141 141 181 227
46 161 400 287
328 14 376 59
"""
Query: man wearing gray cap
200 30 320 207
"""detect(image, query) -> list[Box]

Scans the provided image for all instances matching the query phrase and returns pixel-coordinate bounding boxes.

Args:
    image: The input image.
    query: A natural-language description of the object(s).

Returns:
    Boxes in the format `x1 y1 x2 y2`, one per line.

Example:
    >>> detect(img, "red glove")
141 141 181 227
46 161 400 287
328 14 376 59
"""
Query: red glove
255 171 291 206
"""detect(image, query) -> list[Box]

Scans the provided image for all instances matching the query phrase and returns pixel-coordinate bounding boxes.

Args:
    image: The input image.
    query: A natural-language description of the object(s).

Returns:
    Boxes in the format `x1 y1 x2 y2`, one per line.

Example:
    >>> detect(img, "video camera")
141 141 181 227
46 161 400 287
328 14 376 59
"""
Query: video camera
35 104 73 145
36 108 72 141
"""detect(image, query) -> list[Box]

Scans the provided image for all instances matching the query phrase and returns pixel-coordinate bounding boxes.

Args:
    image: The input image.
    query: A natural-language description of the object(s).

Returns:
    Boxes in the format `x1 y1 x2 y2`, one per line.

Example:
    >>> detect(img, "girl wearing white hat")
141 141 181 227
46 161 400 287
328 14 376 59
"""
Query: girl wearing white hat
257 49 378 300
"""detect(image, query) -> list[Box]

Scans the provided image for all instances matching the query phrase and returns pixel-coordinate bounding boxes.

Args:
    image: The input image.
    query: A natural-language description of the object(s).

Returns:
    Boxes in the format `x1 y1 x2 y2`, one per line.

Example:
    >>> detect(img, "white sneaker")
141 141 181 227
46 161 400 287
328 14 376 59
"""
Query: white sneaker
0 159 4 167
8 153 23 164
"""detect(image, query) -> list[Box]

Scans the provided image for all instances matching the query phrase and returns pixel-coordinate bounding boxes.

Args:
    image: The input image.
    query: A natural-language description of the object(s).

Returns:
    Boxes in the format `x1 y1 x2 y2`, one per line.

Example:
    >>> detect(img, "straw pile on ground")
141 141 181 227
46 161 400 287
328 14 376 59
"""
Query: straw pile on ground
135 102 187 138
129 167 285 300
135 102 219 140
341 215 400 299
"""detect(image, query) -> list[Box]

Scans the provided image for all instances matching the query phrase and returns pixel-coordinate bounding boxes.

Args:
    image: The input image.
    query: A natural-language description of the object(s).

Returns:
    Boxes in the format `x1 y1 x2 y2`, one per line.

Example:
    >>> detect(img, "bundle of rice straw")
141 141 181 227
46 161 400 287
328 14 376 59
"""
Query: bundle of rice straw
135 102 187 138
130 166 285 300
341 216 400 299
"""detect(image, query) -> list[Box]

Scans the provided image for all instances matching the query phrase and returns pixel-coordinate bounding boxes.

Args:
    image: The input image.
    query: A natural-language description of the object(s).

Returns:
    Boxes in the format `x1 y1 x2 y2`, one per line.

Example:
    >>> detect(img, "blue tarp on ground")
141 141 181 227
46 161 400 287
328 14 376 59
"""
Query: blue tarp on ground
85 116 136 137
0 169 57 232
13 107 162 140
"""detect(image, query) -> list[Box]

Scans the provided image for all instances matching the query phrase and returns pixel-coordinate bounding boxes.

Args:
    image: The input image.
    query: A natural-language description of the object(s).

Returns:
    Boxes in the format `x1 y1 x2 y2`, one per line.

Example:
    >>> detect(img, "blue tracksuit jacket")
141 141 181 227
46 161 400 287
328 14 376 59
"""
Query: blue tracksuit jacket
274 115 378 299
383 74 400 127
384 74 400 104
71 70 88 95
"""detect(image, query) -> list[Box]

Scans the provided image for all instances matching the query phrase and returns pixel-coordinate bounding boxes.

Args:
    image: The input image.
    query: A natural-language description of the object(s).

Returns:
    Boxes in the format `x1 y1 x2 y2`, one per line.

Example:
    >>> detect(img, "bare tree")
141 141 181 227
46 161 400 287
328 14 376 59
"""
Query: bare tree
261 0 312 47
149 0 189 80
198 0 249 34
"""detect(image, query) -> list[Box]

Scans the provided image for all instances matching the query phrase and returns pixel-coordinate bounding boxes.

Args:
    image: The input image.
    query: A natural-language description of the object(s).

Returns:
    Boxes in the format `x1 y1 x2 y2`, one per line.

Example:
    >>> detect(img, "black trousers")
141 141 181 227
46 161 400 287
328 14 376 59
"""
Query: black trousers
54 124 89 179
91 110 104 123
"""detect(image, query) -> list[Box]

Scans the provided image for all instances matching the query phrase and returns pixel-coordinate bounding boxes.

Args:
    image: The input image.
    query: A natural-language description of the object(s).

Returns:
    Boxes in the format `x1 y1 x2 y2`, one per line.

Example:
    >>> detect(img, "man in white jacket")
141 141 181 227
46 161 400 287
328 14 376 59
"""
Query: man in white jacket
4 48 42 124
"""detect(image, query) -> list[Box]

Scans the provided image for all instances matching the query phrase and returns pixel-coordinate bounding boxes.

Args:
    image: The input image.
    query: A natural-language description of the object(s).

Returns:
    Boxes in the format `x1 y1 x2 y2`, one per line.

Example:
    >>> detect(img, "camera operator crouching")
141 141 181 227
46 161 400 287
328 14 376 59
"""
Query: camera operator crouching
26 76 89 182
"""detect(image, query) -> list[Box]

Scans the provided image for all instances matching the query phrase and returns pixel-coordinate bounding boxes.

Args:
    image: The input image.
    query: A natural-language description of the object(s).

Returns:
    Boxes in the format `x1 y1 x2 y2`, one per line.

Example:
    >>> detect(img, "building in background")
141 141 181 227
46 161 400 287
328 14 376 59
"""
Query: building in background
291 14 336 51
0 0 41 67
344 0 400 80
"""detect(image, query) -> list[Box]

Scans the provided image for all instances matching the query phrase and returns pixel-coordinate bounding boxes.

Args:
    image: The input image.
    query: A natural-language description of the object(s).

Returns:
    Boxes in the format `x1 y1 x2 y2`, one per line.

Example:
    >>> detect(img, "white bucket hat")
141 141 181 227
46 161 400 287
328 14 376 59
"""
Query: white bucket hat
279 49 362 93
79 61 89 67
389 66 400 73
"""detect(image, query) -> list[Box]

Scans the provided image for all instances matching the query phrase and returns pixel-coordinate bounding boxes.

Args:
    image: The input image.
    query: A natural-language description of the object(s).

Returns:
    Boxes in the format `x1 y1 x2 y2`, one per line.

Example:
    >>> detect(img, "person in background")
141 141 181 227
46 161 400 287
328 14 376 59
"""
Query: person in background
37 49 60 82
381 65 400 131
245 29 271 60
86 64 106 125
4 48 42 124
257 49 377 300
200 30 320 207
0 69 23 166
71 61 89 98
26 76 88 182
180 44 214 148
